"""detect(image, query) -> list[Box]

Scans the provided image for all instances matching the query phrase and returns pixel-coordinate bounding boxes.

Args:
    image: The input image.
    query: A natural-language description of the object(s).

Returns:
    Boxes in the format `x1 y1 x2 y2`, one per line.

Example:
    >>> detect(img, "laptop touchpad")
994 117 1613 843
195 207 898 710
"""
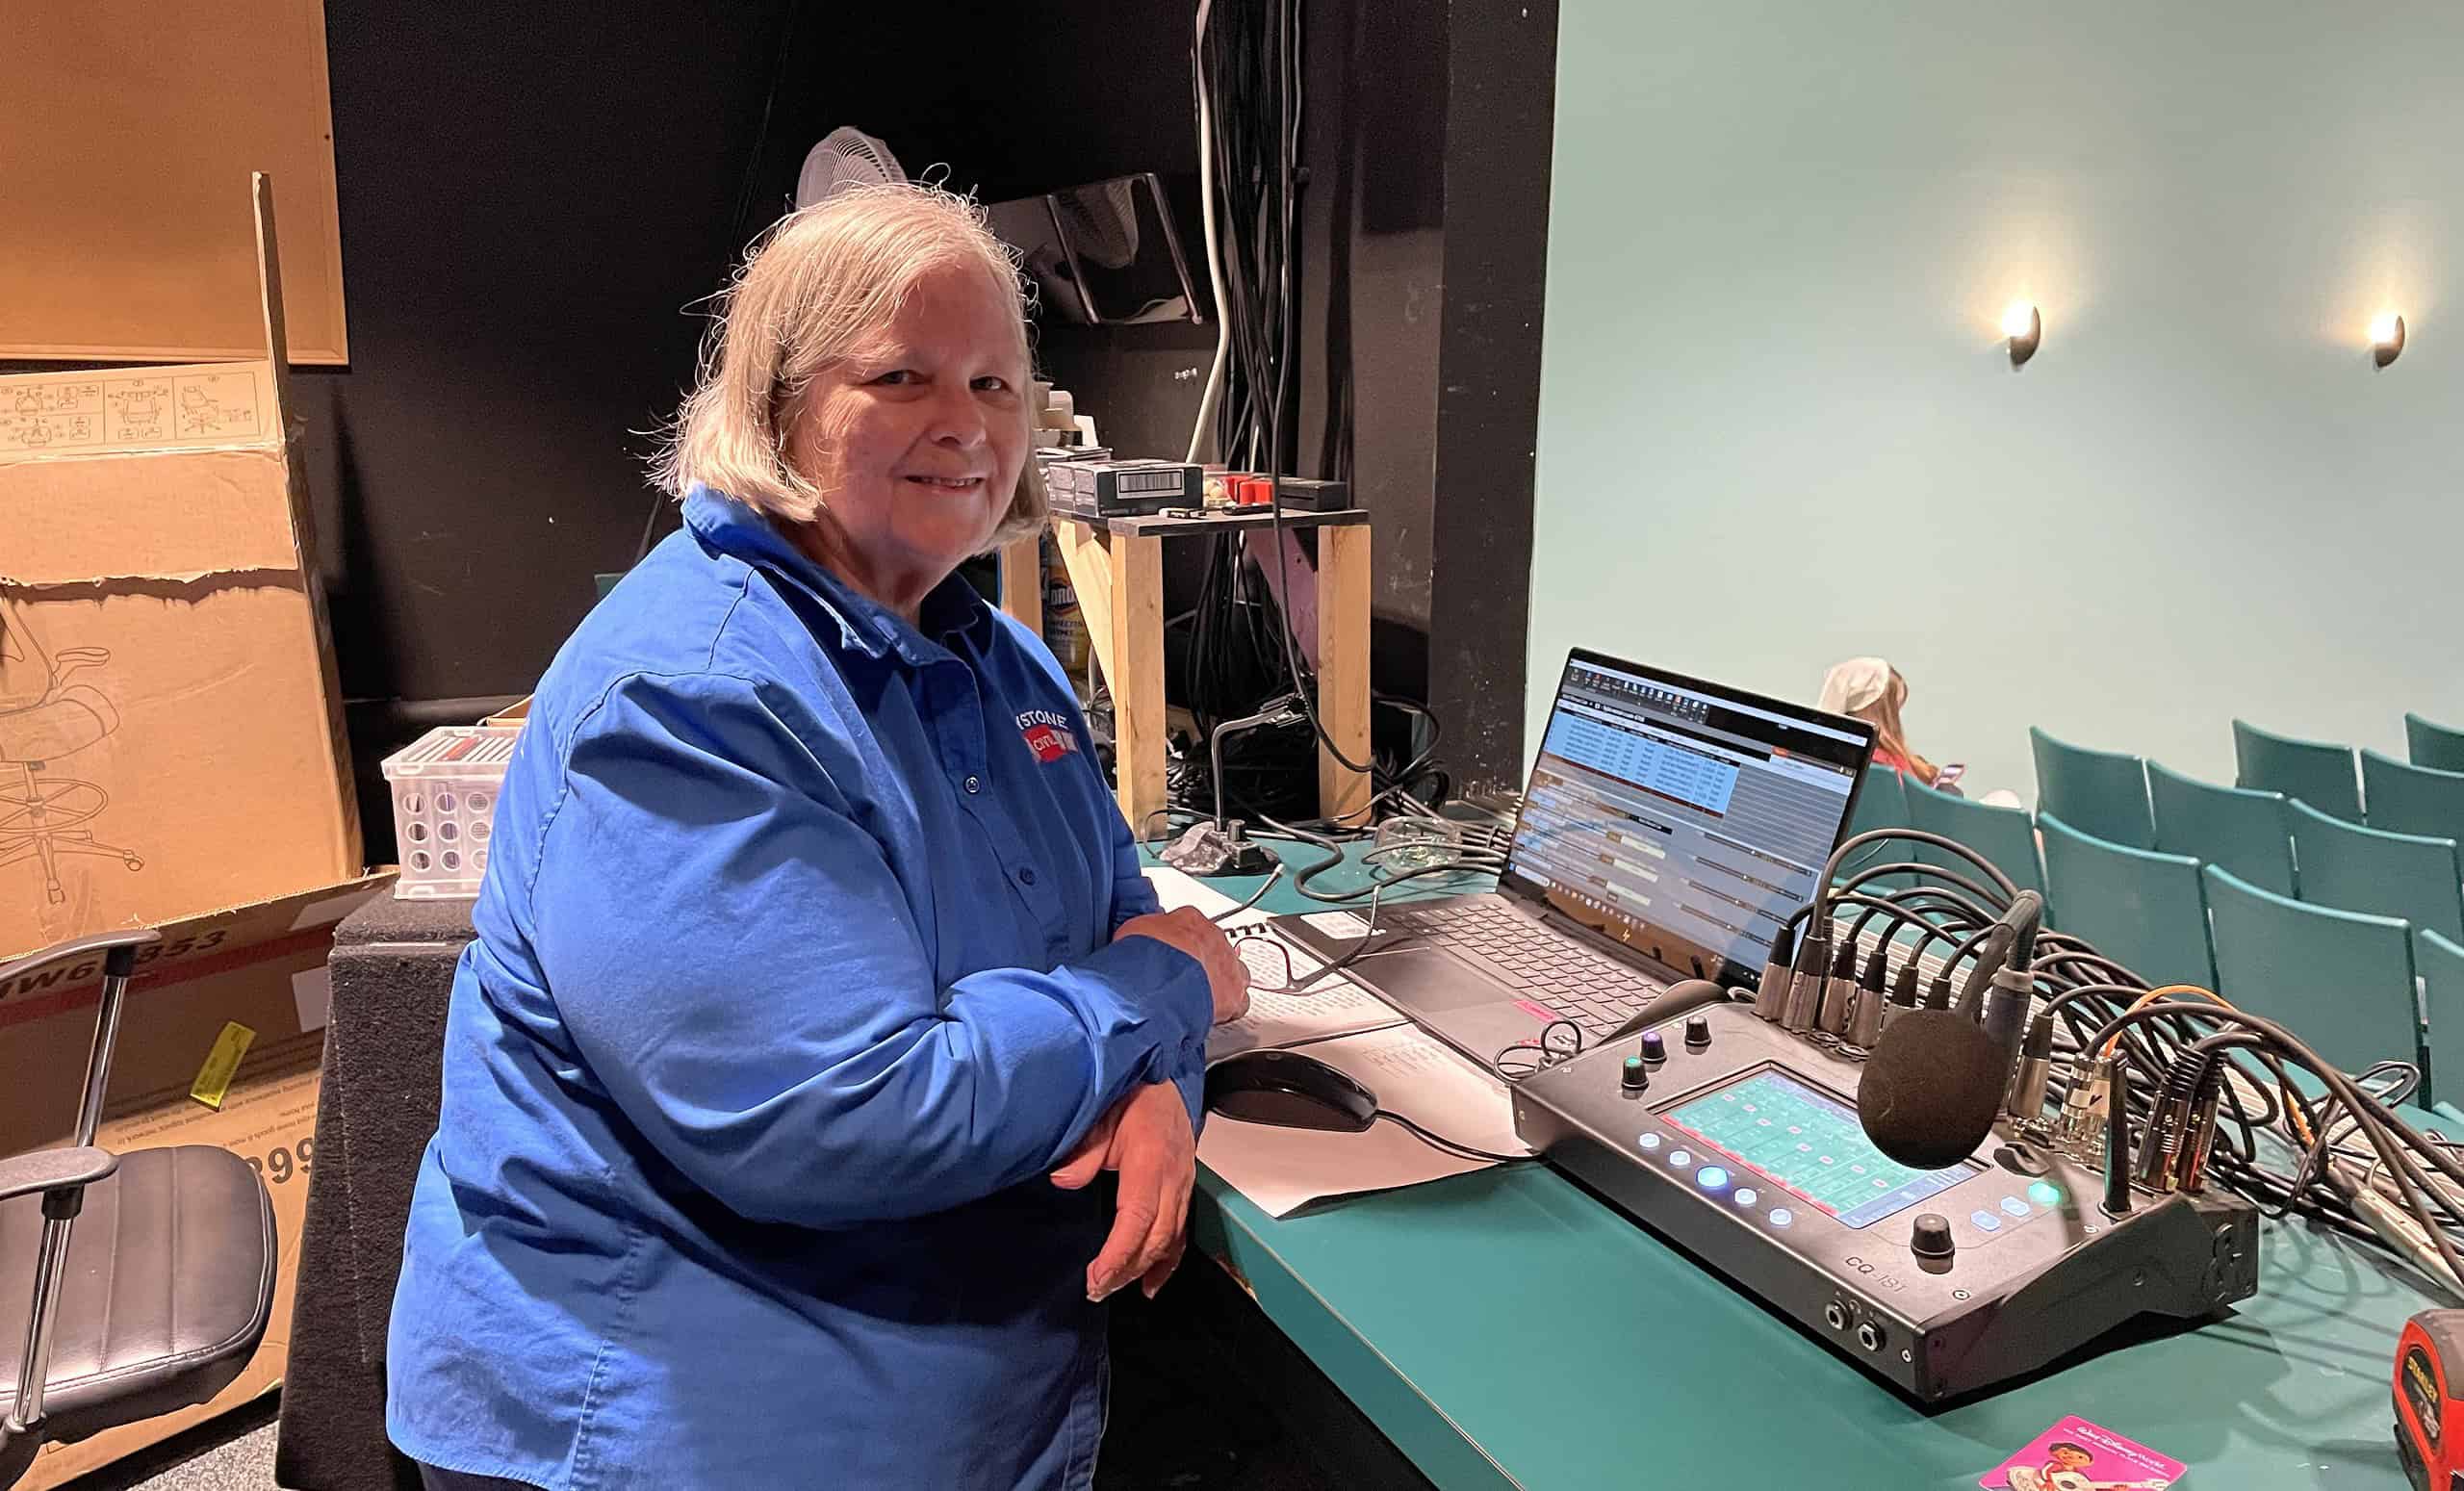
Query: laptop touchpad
1362 948 1513 1011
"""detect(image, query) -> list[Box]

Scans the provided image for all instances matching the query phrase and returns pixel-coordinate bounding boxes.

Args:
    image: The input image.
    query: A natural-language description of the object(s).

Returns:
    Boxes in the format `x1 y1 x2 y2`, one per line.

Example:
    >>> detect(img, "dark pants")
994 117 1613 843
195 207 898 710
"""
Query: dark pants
419 1466 543 1491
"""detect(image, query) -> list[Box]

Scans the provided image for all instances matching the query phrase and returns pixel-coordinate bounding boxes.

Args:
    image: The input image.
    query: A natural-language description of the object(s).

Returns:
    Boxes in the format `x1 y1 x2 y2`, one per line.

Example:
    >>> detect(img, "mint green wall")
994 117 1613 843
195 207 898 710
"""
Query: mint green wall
1531 1 2464 805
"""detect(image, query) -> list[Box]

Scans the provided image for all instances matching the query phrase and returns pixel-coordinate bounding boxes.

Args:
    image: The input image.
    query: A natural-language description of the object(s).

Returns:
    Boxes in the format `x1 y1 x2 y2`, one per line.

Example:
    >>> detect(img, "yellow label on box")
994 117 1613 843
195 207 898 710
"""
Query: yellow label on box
190 1021 256 1110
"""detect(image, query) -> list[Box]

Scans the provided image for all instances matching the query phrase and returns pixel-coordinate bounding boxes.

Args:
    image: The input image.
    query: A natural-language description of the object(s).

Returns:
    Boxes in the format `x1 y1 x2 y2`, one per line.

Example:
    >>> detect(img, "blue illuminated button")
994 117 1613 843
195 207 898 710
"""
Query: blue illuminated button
2028 1181 2064 1207
2000 1195 2032 1219
1970 1209 2004 1233
1696 1166 1731 1191
1733 1188 1759 1208
1667 1148 1694 1169
1768 1208 1795 1228
1636 1133 1662 1151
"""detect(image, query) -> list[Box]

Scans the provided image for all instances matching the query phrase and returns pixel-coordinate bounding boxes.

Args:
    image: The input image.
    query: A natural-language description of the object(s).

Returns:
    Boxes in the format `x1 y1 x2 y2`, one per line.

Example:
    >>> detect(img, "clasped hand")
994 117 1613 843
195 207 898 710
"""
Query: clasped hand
1050 909 1248 1300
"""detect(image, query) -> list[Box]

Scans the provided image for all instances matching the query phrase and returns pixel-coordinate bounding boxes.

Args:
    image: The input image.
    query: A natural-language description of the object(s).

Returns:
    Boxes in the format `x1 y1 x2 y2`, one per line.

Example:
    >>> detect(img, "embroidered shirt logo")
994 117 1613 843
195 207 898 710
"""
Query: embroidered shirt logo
1017 708 1077 764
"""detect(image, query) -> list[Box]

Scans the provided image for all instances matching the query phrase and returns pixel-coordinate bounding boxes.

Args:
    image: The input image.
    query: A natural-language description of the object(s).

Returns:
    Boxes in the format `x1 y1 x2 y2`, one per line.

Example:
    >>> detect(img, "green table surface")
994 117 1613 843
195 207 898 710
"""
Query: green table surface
1167 845 2434 1490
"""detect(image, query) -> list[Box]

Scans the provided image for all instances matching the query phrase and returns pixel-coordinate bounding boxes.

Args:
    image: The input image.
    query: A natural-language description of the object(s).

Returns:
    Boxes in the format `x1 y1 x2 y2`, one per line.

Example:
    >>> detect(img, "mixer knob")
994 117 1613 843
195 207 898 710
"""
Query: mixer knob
1911 1213 1956 1261
1683 1015 1711 1050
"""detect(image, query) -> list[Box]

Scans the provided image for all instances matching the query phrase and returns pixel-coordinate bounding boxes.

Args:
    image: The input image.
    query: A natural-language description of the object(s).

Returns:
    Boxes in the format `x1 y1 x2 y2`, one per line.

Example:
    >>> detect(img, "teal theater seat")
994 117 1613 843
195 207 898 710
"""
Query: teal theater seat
2030 727 2154 849
2419 928 2464 1119
1903 779 2045 903
2363 748 2464 844
2287 797 2464 944
2038 811 2214 988
2408 712 2464 774
2148 760 2295 897
2232 719 2361 823
2203 863 2417 1076
1838 763 1914 890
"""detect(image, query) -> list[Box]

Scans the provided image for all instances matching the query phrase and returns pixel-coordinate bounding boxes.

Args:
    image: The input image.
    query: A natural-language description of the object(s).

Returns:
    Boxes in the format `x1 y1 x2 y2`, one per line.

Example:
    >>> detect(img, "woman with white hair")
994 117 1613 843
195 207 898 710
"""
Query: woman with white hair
385 184 1249 1490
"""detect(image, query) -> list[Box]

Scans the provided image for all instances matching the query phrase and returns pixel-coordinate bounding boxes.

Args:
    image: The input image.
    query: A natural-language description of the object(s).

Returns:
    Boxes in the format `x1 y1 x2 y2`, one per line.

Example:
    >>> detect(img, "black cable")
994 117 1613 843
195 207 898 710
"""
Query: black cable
1948 922 2015 1017
1493 1020 1585 1079
1773 829 2022 949
1207 864 1286 923
1835 862 2010 915
1814 829 2022 925
2027 973 2373 1231
1207 0 1382 805
1375 1111 1530 1166
1826 891 1974 964
2087 1000 2464 1290
2039 982 2154 1019
1255 812 1494 904
1185 9 1440 823
2035 947 2150 991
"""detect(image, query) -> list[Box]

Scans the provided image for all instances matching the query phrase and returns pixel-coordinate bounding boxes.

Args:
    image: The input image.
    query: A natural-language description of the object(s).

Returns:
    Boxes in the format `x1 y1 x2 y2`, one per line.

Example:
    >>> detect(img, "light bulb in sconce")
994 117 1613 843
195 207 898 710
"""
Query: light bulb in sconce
2371 312 2406 369
2002 301 2042 368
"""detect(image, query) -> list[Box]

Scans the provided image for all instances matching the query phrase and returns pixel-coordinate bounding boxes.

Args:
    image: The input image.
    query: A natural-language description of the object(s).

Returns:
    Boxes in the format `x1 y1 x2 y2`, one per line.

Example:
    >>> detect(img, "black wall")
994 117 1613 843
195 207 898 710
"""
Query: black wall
294 1 1553 826
307 2 797 704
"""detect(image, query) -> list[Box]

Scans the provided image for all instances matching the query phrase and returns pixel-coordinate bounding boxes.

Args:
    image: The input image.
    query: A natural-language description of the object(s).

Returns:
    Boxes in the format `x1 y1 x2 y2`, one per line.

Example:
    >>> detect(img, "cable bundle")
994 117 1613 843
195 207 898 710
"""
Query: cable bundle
1804 830 2464 1300
1196 0 1302 472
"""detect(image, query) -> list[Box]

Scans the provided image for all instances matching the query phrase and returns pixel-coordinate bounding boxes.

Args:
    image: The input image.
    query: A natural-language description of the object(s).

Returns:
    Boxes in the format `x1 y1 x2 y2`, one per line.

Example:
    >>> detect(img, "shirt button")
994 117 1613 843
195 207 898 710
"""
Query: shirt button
963 775 982 794
1017 866 1038 886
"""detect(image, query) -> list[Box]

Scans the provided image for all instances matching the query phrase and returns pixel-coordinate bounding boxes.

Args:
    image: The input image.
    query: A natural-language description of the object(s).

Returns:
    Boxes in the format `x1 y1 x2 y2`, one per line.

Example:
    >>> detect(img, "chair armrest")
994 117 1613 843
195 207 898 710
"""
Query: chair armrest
0 929 161 988
46 646 111 689
0 1145 116 1204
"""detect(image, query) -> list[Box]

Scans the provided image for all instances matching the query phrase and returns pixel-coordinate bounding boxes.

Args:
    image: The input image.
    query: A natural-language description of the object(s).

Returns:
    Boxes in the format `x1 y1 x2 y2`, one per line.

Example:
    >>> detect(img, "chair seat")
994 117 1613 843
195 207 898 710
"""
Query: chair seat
0 685 119 766
0 1144 274 1445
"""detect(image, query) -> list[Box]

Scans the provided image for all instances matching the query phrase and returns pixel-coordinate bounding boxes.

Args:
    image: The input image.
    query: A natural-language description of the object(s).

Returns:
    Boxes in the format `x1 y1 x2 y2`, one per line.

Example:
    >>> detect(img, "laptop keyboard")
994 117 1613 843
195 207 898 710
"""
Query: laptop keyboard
1387 900 1662 1042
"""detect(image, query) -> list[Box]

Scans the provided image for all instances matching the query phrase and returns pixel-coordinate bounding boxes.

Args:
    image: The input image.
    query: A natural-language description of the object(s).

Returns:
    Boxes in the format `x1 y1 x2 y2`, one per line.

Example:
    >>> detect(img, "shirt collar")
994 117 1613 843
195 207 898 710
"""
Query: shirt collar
681 485 996 666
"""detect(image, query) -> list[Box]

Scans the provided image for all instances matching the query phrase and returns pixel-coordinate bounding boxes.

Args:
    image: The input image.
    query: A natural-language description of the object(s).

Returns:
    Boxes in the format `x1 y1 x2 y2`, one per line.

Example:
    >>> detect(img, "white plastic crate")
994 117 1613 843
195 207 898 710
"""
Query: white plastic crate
381 725 522 899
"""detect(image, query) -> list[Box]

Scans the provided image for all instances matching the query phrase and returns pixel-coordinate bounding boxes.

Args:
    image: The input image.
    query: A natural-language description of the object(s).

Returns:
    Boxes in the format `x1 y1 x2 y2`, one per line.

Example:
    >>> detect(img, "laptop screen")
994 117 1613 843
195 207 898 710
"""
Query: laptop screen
1504 649 1877 990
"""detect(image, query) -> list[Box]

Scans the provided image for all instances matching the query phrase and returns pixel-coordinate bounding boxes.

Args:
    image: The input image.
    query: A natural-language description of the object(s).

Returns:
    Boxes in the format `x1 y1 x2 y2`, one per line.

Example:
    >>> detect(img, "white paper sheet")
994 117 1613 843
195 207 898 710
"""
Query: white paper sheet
1197 1023 1530 1218
1205 967 1407 1059
1299 910 1369 937
1141 863 1248 918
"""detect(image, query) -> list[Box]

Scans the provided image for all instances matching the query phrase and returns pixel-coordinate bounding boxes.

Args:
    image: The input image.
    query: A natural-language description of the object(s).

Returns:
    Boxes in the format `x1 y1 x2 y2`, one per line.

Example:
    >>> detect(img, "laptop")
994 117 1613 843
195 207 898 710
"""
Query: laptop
1275 648 1878 1069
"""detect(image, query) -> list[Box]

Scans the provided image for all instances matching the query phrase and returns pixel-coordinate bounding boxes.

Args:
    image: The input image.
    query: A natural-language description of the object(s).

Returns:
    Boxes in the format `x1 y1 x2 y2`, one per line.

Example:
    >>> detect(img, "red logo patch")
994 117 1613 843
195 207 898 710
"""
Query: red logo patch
1023 724 1070 762
1018 708 1078 763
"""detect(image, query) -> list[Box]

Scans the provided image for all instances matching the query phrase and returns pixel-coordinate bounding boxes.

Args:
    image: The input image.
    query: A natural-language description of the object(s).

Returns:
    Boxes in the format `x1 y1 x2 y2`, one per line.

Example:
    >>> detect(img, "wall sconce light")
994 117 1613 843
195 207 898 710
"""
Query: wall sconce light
2002 301 2042 368
2372 311 2406 369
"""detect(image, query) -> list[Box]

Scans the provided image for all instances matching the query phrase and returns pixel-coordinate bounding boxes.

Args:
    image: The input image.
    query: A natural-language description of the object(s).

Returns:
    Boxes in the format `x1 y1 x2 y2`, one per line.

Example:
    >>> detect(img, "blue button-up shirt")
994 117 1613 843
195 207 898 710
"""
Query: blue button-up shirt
387 488 1213 1489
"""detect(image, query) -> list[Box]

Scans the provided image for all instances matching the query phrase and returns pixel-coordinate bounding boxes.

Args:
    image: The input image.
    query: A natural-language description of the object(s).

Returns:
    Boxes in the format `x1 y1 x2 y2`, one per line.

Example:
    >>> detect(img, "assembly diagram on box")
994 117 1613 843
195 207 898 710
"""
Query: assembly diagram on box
2 370 265 456
0 598 141 904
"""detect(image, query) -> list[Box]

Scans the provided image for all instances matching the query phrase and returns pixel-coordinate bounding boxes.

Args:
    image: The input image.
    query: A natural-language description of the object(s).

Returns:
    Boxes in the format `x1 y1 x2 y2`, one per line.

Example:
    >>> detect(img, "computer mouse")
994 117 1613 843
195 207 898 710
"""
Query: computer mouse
1203 1049 1379 1133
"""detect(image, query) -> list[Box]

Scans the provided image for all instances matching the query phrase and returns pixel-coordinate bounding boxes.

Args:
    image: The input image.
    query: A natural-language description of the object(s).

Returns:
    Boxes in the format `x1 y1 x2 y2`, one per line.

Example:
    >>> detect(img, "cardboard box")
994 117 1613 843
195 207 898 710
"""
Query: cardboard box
0 175 359 964
1 872 386 1491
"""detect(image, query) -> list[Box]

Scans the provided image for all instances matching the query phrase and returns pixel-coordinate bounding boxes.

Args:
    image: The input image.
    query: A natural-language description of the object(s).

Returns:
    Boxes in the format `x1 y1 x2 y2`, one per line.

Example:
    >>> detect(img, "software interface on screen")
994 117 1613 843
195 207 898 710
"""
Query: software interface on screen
1661 1067 1976 1229
1508 656 1870 982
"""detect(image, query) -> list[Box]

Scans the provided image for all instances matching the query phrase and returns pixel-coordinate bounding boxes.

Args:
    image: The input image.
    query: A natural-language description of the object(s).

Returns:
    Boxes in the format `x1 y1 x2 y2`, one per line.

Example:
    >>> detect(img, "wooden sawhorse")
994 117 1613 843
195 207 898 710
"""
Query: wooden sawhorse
999 507 1372 834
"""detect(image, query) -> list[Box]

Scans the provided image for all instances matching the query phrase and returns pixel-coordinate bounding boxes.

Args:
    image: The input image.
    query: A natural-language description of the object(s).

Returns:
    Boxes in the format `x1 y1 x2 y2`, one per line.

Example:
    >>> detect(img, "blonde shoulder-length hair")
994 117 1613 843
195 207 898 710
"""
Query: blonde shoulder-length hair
653 182 1047 547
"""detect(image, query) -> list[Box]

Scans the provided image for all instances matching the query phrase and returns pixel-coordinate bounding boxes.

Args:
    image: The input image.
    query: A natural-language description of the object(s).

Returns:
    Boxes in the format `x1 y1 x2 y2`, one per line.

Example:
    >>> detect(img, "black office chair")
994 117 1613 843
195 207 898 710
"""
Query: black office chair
0 931 276 1488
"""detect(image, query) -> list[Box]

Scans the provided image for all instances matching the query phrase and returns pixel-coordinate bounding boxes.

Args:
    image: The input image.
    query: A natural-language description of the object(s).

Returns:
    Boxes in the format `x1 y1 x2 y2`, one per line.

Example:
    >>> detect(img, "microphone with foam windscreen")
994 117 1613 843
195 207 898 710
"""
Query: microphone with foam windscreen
1857 1008 2015 1169
1855 892 2044 1170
